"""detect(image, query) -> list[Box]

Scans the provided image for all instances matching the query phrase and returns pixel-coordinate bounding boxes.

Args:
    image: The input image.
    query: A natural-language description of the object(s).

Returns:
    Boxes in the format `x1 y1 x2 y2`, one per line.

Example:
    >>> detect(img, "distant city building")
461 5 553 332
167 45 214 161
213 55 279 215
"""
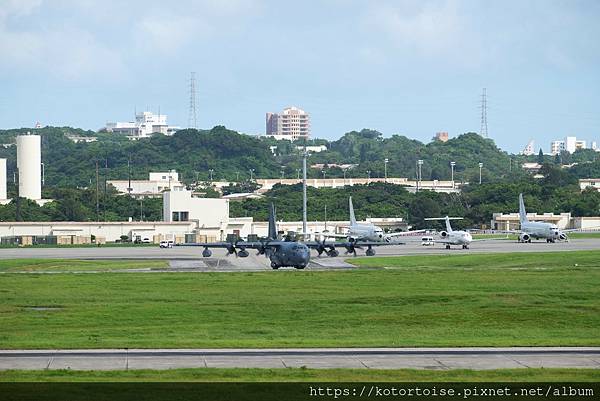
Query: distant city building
520 140 535 156
434 132 449 142
66 135 97 143
550 136 587 155
296 145 327 153
579 178 600 192
106 112 180 140
265 106 310 141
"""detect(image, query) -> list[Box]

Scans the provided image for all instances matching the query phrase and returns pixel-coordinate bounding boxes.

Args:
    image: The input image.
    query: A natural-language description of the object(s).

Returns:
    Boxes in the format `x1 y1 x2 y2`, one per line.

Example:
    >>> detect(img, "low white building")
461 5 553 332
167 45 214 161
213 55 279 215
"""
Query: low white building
106 111 180 139
108 170 184 198
579 178 600 192
0 221 195 243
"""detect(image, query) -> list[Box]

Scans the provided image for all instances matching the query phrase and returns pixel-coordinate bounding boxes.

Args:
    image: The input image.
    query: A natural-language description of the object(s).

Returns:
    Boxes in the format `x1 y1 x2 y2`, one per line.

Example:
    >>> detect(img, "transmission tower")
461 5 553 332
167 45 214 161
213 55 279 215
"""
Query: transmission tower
188 72 197 129
480 87 488 138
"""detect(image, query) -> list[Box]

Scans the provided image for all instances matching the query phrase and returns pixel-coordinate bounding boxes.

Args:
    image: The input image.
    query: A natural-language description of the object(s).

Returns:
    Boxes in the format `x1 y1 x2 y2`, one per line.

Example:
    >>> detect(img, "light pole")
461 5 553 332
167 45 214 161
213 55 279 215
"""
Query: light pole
321 170 326 180
209 169 214 182
367 170 371 184
296 168 301 180
478 162 483 184
417 159 423 191
450 161 455 188
249 168 255 181
280 168 285 181
384 158 389 182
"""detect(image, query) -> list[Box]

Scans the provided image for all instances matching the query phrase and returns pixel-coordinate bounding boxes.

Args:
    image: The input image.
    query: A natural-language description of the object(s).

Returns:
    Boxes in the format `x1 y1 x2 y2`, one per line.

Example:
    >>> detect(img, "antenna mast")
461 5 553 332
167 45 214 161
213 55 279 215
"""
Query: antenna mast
188 72 197 129
480 87 488 138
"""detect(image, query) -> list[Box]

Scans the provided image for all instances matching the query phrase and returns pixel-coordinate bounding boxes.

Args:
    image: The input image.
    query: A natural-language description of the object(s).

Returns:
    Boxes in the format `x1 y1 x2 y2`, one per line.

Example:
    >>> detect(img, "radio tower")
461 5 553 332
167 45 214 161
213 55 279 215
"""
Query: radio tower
480 87 488 138
188 72 197 129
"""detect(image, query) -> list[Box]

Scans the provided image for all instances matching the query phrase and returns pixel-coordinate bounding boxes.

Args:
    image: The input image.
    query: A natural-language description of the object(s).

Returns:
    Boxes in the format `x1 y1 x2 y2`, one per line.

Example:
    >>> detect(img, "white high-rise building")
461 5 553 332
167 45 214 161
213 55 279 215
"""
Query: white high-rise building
550 136 587 155
106 111 180 139
520 140 535 156
16 134 42 200
265 106 311 141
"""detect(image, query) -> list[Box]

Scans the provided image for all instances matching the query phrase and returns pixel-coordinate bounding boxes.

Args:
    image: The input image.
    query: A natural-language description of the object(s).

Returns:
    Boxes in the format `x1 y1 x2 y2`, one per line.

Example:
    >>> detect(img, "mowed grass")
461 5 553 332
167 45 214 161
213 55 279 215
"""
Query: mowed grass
1 368 599 382
0 251 599 348
0 259 167 272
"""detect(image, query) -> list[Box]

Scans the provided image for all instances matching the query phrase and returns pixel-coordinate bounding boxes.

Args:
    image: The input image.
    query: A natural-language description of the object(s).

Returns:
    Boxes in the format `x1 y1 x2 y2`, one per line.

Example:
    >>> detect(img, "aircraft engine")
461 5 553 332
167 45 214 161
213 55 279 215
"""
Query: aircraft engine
440 231 448 238
226 244 236 255
384 235 393 243
519 233 530 242
558 233 567 241
238 249 249 258
202 248 212 258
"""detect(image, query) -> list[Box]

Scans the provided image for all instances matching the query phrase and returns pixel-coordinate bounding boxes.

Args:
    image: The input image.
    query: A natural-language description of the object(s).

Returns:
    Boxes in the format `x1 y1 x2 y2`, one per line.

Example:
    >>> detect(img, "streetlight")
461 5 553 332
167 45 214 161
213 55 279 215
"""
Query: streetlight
417 160 423 191
296 168 301 180
280 168 285 181
321 170 326 180
208 169 214 182
384 158 389 182
450 161 456 188
478 162 483 184
249 168 255 181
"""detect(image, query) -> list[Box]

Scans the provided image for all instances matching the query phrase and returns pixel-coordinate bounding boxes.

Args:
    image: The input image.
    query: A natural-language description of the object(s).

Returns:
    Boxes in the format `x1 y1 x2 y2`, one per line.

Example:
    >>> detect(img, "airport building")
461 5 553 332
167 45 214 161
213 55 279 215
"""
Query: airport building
107 171 185 198
491 212 572 230
106 111 180 139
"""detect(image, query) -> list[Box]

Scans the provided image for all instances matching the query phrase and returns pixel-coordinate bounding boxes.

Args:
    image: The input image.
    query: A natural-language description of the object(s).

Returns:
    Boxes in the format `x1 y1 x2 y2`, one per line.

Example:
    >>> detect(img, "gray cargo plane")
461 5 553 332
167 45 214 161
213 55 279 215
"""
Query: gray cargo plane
321 197 422 243
180 203 311 269
515 193 569 243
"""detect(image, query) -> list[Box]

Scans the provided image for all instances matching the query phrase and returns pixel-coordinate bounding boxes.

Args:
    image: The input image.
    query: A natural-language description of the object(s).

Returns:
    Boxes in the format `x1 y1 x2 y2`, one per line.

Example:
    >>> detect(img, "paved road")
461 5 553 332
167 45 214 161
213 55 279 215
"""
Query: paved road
1 348 599 371
0 238 597 271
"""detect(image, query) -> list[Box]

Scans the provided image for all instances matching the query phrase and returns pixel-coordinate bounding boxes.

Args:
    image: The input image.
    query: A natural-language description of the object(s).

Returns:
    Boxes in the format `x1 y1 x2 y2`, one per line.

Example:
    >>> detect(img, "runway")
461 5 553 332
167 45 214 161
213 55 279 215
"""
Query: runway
1 348 599 371
0 238 597 272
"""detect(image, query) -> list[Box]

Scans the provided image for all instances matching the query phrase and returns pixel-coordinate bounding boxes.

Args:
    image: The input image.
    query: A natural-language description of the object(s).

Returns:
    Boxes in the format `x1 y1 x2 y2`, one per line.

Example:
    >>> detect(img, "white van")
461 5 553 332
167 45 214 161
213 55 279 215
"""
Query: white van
159 240 174 249
421 236 435 246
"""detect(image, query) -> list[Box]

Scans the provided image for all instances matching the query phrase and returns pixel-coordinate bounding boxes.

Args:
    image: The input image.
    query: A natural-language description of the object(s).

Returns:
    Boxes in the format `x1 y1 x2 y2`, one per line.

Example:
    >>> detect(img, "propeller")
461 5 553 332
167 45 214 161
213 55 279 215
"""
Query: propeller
344 244 357 257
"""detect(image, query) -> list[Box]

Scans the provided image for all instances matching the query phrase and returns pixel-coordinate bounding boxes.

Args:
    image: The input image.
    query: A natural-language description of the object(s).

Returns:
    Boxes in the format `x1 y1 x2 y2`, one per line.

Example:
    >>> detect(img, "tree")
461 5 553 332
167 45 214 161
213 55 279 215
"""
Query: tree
537 148 545 164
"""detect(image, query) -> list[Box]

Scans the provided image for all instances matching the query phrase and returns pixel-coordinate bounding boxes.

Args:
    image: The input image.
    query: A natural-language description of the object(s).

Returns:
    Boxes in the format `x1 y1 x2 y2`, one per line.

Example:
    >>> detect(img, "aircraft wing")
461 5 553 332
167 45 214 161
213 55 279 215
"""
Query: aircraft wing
318 232 350 239
385 229 427 237
176 240 284 249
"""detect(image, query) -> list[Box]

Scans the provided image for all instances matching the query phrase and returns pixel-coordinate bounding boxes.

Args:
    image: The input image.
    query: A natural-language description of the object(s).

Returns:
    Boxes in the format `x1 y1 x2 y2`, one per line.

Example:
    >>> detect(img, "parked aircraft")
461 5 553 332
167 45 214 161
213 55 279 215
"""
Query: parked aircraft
321 197 422 243
515 193 569 243
424 216 473 249
180 203 311 269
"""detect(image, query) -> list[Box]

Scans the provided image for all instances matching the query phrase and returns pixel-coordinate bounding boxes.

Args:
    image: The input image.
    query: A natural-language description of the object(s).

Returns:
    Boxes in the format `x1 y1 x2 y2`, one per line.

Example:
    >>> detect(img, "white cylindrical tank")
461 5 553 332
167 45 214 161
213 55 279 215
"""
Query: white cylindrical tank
17 134 42 200
0 158 6 200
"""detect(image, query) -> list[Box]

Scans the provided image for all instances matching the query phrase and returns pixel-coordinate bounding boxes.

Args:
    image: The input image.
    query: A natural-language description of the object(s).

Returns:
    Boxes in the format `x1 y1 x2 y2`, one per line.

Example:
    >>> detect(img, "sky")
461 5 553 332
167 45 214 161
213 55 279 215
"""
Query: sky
0 0 599 153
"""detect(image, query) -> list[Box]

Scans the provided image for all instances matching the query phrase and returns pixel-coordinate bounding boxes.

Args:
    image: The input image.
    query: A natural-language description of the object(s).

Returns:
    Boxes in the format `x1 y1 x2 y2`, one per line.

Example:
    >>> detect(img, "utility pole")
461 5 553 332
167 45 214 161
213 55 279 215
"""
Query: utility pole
417 159 423 191
95 160 100 221
384 158 389 182
479 162 483 184
302 148 308 238
450 161 456 188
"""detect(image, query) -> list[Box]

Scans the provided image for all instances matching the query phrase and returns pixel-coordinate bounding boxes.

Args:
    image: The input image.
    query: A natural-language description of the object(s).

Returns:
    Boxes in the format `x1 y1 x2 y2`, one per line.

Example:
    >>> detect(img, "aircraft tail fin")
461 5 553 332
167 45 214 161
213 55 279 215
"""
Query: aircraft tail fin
349 197 357 226
444 216 453 233
519 193 528 224
268 203 277 240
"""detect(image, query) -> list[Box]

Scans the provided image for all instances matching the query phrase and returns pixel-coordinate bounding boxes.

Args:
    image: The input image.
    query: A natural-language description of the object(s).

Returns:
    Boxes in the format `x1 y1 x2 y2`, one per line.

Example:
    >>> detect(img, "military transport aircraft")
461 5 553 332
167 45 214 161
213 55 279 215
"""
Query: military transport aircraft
179 203 311 269
320 197 423 243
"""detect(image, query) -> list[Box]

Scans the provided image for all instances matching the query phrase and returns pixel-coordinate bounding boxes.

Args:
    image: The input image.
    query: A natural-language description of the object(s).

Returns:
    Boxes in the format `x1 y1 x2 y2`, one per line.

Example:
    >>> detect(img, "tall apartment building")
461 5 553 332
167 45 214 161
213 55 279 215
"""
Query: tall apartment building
265 106 310 141
434 132 449 142
550 136 586 155
106 111 180 139
520 139 535 156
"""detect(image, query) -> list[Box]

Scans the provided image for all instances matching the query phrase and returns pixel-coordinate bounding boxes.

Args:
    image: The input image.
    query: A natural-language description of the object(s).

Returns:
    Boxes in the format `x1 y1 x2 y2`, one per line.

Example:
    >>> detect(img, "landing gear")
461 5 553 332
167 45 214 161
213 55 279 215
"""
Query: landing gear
365 247 375 256
271 262 279 270
295 265 306 270
445 244 451 250
462 244 469 249
327 249 339 257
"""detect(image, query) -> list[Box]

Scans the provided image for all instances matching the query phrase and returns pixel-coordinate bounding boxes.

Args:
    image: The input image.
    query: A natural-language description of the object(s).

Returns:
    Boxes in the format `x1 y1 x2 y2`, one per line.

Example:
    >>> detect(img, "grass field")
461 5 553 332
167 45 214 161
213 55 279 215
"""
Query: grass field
0 251 599 349
0 259 167 272
1 368 599 382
